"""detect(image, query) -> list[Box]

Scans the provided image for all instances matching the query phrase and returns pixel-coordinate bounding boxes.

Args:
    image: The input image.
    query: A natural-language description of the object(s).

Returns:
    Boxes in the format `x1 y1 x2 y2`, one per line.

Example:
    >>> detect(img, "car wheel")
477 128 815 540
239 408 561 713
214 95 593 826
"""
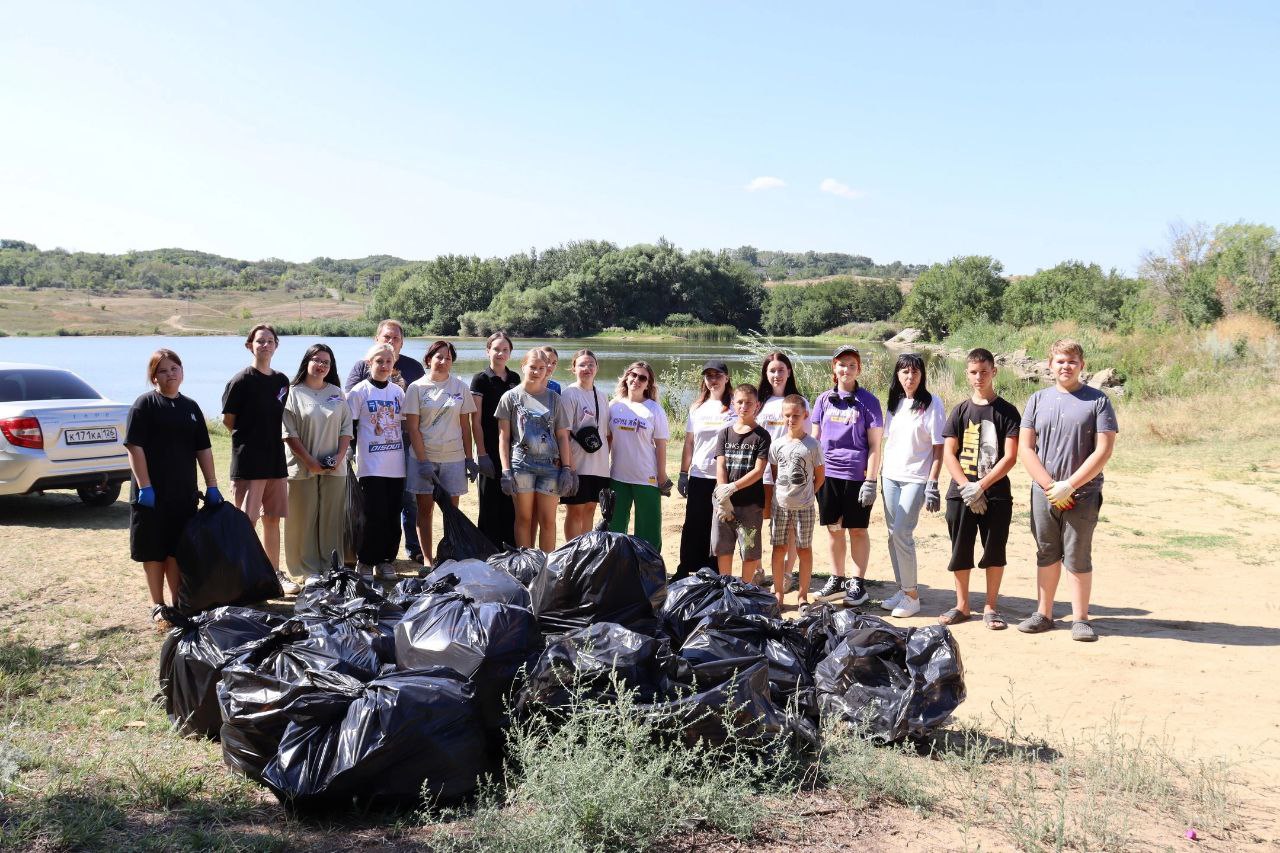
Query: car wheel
77 481 122 507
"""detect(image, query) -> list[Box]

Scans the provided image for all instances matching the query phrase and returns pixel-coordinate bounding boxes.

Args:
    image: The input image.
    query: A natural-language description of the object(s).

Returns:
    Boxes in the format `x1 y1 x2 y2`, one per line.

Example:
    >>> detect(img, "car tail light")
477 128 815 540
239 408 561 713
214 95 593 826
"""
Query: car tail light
0 417 43 449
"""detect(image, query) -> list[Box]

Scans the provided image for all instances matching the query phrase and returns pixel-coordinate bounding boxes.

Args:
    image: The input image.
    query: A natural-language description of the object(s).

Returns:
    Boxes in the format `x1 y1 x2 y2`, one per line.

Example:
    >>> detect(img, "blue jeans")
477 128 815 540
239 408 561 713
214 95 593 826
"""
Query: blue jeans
882 478 925 591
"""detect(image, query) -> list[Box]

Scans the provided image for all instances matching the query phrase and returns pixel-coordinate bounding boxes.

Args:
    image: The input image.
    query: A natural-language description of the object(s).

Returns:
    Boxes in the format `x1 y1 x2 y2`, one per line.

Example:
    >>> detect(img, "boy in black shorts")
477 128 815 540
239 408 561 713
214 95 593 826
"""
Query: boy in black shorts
940 348 1020 629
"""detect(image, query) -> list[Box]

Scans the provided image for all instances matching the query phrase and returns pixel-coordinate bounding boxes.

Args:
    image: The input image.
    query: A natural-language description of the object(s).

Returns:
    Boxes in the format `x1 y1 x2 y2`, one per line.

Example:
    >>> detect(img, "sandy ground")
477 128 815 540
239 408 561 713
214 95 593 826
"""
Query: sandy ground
2 393 1278 848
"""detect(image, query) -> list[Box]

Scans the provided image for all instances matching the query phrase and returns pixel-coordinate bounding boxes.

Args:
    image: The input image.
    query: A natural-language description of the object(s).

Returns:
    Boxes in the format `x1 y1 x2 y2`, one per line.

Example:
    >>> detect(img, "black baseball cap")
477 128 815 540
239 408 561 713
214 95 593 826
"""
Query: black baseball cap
701 359 729 375
832 345 860 359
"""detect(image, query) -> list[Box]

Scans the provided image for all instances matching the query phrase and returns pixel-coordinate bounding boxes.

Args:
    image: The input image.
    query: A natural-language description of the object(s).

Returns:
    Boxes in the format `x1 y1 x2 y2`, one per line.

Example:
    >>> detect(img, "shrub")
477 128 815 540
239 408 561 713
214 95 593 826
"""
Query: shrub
901 256 1007 340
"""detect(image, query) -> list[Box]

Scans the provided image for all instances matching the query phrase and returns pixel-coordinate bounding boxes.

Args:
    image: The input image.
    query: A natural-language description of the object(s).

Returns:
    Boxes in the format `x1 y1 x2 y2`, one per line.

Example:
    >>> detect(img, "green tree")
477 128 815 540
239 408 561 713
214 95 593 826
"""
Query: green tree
1208 221 1279 321
901 256 1007 340
1001 261 1146 329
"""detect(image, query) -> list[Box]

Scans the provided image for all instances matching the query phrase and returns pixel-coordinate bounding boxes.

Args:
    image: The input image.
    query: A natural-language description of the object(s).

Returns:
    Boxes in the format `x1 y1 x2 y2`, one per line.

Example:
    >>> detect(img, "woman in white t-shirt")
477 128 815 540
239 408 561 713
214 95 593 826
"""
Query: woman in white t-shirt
879 353 944 618
404 339 478 568
557 349 612 540
607 360 670 550
755 351 811 587
674 360 734 579
345 342 407 581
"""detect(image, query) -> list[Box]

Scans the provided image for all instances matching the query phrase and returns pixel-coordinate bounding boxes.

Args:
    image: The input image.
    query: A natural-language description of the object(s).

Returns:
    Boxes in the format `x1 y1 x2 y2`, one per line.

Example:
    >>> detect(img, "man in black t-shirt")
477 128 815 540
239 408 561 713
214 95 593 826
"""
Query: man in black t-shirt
939 348 1021 630
222 324 290 578
344 319 426 563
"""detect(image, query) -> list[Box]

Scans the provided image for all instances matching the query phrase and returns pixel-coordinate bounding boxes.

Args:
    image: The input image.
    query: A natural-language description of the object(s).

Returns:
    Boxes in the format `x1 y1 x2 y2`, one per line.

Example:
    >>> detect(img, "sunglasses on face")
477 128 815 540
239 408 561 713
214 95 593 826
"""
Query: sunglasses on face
627 372 650 384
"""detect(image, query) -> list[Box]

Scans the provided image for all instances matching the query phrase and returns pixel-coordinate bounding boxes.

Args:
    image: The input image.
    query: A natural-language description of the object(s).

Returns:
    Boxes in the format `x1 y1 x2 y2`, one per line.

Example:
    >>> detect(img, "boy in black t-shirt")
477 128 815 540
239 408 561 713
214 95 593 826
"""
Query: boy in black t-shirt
940 349 1021 629
712 385 771 582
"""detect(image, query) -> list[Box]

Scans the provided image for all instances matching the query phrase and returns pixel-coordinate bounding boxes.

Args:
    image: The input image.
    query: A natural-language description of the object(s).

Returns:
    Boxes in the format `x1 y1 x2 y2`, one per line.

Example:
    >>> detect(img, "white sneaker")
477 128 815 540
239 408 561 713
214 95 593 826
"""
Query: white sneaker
891 593 921 618
377 562 399 580
355 561 377 582
880 590 904 611
277 572 301 596
302 574 323 587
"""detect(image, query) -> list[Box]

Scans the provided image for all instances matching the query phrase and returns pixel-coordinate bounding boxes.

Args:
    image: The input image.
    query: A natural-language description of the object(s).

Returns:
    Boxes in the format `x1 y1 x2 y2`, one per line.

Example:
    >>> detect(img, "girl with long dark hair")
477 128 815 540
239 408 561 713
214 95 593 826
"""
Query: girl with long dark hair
674 360 734 579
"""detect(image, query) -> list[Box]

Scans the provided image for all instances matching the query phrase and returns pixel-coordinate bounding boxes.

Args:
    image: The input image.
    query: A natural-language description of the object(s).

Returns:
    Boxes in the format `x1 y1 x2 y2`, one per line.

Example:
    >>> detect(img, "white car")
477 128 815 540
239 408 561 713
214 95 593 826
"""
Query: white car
0 362 132 506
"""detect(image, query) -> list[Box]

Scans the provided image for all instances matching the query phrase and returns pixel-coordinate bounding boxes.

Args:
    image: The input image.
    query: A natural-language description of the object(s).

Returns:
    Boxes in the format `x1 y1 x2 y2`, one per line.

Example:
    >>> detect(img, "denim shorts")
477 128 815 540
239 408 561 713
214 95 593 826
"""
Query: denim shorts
406 458 468 497
512 456 560 496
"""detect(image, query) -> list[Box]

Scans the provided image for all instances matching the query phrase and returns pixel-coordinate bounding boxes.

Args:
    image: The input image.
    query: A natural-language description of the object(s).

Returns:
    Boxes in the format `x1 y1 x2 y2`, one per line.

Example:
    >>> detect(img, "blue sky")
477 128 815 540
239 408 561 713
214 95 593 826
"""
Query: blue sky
2 1 1277 274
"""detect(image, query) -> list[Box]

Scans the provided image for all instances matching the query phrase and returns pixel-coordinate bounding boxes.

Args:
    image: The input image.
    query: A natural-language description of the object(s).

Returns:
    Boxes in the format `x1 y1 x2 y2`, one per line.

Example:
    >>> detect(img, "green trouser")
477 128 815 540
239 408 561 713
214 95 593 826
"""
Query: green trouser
607 479 662 550
285 473 347 579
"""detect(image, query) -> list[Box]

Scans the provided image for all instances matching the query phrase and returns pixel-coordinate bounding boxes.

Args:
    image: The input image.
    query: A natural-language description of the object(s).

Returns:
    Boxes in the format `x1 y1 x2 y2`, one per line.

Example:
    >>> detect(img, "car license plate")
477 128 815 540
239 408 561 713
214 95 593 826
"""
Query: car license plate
66 427 118 445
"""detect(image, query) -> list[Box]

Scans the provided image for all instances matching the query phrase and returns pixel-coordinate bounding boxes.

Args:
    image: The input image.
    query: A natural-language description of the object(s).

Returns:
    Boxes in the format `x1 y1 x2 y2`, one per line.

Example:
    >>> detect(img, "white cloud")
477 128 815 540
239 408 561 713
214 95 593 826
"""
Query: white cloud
819 178 864 200
745 175 786 192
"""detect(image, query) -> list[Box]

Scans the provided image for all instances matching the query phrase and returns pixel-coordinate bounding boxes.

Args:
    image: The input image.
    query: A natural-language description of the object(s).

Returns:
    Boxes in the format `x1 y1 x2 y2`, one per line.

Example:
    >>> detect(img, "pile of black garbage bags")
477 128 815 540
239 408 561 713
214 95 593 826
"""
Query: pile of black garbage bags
158 495 966 812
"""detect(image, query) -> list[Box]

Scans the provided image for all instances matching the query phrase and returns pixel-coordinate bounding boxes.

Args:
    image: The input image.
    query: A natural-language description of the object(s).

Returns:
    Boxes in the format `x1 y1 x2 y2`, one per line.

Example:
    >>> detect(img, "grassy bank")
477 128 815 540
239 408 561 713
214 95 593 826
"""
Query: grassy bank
588 323 739 342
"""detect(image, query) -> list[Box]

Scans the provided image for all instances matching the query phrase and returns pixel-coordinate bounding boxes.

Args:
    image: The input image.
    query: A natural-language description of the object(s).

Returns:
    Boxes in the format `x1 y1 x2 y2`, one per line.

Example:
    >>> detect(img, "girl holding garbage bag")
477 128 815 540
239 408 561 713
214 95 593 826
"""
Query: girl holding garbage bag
470 331 520 547
495 349 573 551
404 339 477 567
674 360 735 580
811 345 884 607
558 349 612 540
281 344 353 585
125 348 222 631
346 342 407 581
877 352 945 618
607 361 672 550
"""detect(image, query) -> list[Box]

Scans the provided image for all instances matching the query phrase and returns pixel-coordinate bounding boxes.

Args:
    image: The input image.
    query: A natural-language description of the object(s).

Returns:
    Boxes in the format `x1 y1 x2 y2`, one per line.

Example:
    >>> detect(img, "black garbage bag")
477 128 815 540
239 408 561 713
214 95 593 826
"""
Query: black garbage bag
295 596 404 665
294 557 391 618
487 547 546 586
175 502 282 614
218 618 382 781
158 606 286 738
387 575 433 608
657 568 781 649
530 531 667 635
262 667 489 810
424 559 531 607
679 612 816 717
517 622 687 713
814 616 965 742
794 602 867 660
395 591 542 728
435 483 498 563
641 659 787 748
342 461 362 566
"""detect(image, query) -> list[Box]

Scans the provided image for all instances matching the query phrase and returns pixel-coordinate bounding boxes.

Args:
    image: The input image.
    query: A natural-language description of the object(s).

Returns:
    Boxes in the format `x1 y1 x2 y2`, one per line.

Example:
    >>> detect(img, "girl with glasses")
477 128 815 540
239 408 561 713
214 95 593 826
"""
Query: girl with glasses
606 361 671 549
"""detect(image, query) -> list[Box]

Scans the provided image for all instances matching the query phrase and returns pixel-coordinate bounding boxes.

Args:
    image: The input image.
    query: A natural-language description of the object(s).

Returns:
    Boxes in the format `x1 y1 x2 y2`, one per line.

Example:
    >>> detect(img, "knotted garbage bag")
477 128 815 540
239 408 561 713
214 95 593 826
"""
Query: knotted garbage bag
262 668 489 810
158 606 285 738
424 559 531 607
814 614 965 742
530 531 667 635
657 568 780 648
218 617 382 781
679 612 816 717
487 547 546 586
517 622 687 714
176 502 282 613
394 590 542 728
642 659 787 748
435 482 498 563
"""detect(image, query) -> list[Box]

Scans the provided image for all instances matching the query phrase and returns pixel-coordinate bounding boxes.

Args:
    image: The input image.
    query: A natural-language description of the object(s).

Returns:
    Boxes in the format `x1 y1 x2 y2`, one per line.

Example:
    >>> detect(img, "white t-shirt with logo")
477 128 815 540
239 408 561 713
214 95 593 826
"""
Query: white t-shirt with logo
346 380 406 479
881 395 946 484
560 384 612 478
608 398 670 486
403 374 476 463
757 394 811 485
684 398 735 480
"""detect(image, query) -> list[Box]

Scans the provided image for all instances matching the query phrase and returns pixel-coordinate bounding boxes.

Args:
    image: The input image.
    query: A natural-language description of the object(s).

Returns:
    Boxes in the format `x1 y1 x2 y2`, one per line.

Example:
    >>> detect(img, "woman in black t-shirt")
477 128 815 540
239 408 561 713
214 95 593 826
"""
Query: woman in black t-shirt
124 349 222 631
469 331 519 548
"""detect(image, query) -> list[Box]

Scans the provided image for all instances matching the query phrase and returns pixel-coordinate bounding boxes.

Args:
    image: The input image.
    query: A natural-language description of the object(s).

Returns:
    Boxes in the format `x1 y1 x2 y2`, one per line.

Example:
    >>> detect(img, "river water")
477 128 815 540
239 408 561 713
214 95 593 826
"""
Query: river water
0 335 888 415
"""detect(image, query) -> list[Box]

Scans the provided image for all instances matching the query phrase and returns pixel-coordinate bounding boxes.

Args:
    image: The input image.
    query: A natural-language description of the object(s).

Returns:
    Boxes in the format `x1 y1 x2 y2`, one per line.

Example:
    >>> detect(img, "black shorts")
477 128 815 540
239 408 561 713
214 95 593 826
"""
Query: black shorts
560 474 610 506
129 499 198 563
944 497 1013 571
816 477 872 529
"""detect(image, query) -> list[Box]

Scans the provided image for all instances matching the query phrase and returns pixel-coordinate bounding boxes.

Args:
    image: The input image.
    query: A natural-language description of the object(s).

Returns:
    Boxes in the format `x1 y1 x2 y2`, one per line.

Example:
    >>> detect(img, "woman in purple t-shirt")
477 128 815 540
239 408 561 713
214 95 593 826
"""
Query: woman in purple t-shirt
810 345 884 606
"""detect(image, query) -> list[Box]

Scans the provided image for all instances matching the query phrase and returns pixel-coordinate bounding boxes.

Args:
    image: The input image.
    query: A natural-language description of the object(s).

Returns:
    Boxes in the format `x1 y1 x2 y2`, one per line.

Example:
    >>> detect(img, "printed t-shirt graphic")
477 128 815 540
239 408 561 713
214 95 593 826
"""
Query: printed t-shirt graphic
365 398 403 453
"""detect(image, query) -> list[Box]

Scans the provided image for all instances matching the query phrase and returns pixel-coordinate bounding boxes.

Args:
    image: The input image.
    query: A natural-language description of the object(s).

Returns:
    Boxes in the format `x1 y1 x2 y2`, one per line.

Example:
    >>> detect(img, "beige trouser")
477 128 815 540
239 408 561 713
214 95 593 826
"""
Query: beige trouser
284 474 347 579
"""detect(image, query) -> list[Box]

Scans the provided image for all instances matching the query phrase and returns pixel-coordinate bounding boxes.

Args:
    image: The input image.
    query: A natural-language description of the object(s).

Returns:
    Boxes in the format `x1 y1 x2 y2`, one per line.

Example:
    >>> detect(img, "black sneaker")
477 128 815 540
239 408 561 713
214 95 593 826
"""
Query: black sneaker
843 577 870 606
816 576 844 600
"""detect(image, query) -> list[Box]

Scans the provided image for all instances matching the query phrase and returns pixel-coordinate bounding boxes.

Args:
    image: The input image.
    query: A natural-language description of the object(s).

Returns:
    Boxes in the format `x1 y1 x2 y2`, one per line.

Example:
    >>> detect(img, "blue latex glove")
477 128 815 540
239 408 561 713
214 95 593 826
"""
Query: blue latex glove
416 458 437 482
137 485 156 508
464 458 480 483
477 455 498 479
500 469 516 497
858 478 877 508
205 486 223 506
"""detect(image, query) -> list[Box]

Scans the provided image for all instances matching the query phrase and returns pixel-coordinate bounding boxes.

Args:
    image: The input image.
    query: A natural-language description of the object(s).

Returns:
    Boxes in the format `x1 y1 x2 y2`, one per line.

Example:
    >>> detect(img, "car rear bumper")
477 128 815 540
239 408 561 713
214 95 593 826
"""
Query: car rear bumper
23 469 132 495
0 448 132 496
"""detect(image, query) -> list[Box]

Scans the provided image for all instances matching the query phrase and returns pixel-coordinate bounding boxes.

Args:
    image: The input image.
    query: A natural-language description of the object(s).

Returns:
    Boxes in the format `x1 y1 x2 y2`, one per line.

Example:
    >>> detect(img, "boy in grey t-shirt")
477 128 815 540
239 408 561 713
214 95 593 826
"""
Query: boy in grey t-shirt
767 395 825 608
1017 339 1118 642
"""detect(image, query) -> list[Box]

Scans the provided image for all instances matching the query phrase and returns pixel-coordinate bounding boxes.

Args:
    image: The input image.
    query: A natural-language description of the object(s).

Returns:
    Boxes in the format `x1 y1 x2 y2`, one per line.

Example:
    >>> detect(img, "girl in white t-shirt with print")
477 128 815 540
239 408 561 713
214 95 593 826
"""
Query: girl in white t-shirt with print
557 349 612 540
607 360 670 550
879 352 945 618
674 360 734 579
346 342 407 581
756 351 811 589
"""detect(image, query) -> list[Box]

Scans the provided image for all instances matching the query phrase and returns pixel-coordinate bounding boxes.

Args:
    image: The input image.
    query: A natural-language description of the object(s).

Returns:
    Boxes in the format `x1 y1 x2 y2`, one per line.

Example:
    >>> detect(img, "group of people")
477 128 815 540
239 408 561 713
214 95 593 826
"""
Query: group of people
124 320 1117 642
